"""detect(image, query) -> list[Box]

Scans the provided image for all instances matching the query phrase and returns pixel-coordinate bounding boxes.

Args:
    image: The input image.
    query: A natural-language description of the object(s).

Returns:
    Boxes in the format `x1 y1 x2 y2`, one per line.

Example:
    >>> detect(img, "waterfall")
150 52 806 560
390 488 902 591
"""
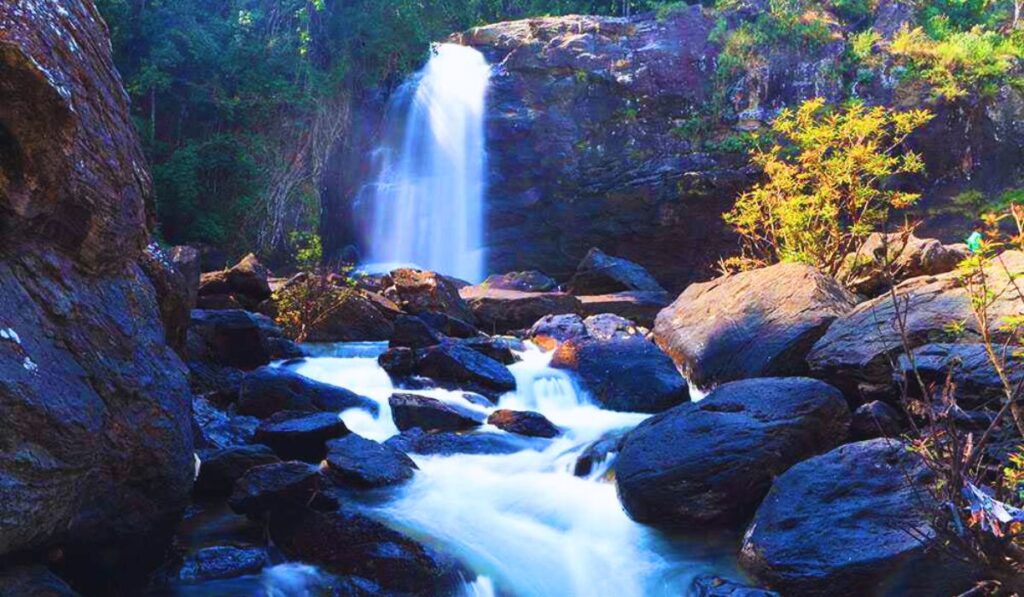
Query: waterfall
357 43 491 282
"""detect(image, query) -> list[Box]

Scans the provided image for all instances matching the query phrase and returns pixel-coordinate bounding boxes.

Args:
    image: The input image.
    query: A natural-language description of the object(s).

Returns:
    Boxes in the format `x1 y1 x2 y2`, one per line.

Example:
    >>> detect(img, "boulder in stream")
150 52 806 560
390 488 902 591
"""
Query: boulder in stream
323 434 418 488
487 409 561 438
566 248 667 295
229 462 336 518
389 393 486 432
237 366 378 419
194 444 281 499
460 287 581 333
252 411 349 462
383 268 475 323
386 428 549 456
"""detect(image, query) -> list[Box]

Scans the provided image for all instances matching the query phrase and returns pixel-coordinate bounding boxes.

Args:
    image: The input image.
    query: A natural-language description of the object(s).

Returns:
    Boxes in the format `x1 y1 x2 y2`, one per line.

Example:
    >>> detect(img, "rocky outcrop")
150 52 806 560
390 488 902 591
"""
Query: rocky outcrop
655 263 857 388
566 248 666 295
198 253 272 310
460 286 581 333
0 1 193 589
839 232 969 297
739 439 978 596
807 250 1024 400
616 378 849 529
383 268 475 323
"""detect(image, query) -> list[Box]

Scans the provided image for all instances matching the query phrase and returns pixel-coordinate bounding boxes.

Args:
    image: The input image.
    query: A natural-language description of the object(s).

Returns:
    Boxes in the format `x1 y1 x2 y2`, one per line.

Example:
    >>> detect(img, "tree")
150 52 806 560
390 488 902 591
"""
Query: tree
723 98 933 280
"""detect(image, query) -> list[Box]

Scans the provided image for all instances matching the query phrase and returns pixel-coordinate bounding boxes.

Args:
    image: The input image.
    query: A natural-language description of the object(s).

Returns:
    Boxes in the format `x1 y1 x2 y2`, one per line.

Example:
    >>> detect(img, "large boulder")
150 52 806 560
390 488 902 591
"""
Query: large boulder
481 270 558 292
323 434 418 488
528 314 588 350
186 310 298 370
616 378 850 528
895 343 1024 409
460 286 581 333
383 268 475 323
838 232 969 297
268 507 464 596
0 1 193 589
382 341 517 399
237 366 378 419
252 411 349 462
389 393 486 432
807 250 1024 400
577 291 671 328
198 253 272 309
193 444 281 499
228 461 336 518
302 287 400 343
566 248 666 295
385 428 549 456
551 319 688 412
486 409 560 438
739 439 978 596
654 262 857 388
140 243 193 355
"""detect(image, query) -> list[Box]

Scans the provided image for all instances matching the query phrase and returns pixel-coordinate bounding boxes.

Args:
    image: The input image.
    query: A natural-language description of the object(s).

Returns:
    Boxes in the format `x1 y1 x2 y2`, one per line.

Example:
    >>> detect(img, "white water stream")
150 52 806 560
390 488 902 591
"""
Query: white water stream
357 44 490 282
290 343 741 596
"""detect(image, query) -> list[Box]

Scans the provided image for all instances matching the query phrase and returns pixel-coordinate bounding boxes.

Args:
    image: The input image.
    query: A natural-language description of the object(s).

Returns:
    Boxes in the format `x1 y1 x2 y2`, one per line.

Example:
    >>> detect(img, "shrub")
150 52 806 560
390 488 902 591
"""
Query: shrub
274 270 355 343
723 98 932 278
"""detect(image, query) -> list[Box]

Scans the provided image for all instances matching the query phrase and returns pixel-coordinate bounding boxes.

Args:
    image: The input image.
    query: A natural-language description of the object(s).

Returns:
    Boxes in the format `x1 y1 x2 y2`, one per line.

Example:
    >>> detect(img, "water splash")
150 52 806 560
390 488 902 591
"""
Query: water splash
357 43 490 282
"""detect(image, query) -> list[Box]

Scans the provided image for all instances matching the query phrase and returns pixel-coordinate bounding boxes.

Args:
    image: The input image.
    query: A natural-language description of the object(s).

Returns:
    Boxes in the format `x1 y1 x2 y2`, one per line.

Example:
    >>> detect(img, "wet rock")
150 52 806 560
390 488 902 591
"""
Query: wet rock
188 362 245 405
460 336 521 364
237 366 378 419
192 397 260 449
228 462 335 518
460 287 581 334
323 434 418 488
552 334 687 413
269 507 464 596
616 378 850 528
0 1 193 582
482 270 558 292
186 310 293 370
739 439 978 596
168 246 201 309
386 428 549 456
567 248 666 295
692 575 780 597
838 232 969 297
0 567 78 597
390 315 448 349
850 400 903 440
178 546 268 584
199 253 272 309
389 393 486 432
487 409 560 438
655 262 857 388
194 445 281 499
415 311 479 338
808 251 1024 400
306 289 400 343
528 314 587 350
895 343 1024 410
253 411 349 462
412 341 517 398
582 313 641 340
383 268 475 323
378 347 417 376
577 291 671 328
574 430 628 478
141 244 193 355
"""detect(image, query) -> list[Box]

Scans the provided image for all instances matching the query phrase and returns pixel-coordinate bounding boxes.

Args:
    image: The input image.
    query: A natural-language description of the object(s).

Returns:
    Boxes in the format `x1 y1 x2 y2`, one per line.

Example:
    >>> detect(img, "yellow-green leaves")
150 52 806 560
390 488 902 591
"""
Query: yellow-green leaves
723 99 933 277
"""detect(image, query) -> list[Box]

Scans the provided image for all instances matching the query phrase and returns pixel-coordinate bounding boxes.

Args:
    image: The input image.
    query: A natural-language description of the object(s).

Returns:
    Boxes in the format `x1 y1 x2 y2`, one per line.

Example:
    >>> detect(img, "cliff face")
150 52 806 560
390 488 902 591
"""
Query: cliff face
0 0 192 587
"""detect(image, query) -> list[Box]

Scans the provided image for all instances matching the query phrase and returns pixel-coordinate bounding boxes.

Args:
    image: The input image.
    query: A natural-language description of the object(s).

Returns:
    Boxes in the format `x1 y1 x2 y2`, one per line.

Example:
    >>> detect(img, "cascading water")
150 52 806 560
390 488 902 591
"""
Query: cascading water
288 343 743 596
357 43 490 282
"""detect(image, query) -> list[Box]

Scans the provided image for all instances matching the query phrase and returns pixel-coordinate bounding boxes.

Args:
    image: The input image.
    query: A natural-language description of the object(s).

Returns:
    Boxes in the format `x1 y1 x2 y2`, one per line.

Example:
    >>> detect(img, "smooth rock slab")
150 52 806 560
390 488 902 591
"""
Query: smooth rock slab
739 439 977 596
323 434 418 488
237 366 378 419
252 411 348 462
654 262 856 388
616 378 849 528
389 393 486 432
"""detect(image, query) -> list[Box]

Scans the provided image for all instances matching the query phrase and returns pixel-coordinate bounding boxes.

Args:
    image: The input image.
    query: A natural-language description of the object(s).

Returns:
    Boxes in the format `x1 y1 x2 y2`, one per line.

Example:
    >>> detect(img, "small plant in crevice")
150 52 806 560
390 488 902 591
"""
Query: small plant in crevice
273 268 356 343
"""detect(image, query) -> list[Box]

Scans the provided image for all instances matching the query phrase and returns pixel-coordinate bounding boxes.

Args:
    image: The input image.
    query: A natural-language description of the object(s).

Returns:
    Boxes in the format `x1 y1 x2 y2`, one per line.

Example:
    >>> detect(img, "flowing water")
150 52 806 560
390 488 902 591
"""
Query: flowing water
289 343 742 596
356 44 490 283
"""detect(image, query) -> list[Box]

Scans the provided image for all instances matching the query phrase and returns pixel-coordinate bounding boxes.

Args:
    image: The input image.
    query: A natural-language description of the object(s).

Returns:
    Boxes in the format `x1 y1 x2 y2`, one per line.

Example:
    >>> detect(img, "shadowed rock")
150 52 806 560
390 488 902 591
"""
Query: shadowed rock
487 409 560 438
460 286 581 333
567 248 666 295
237 365 378 419
323 434 418 488
389 393 486 432
194 444 281 499
253 411 349 462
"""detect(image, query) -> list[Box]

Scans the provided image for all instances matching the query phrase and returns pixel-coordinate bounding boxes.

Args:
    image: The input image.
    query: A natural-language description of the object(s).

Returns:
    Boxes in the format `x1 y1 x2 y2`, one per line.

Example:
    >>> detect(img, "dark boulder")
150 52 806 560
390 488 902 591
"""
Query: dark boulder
198 253 272 308
194 444 281 499
487 409 560 438
552 333 687 413
577 291 671 328
378 347 417 376
655 262 857 388
253 411 349 462
692 575 780 597
383 268 475 323
482 270 558 292
237 366 378 419
390 315 448 349
188 361 245 406
460 336 521 364
140 243 193 355
186 310 294 370
192 396 259 449
566 248 666 295
228 462 335 518
389 393 486 432
301 288 400 343
386 428 549 456
895 343 1024 409
850 400 903 440
460 287 581 334
177 546 268 584
739 439 978 596
168 246 201 309
415 311 479 338
574 430 628 478
323 434 418 488
808 251 1024 400
412 341 517 398
616 378 850 528
269 507 464 596
0 567 78 597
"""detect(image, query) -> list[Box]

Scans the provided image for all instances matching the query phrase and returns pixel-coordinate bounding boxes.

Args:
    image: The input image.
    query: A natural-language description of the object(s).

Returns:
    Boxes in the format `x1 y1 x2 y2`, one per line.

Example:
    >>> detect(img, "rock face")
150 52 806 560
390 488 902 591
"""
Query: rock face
895 343 1024 409
198 253 272 310
739 439 977 596
551 316 688 412
566 248 666 295
616 378 849 529
460 286 581 333
655 263 857 388
807 250 1024 400
0 0 193 588
839 232 969 297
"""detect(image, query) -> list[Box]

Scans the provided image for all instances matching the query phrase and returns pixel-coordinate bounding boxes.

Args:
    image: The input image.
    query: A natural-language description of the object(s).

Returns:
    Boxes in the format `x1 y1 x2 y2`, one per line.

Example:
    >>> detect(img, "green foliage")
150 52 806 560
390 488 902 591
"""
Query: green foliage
289 231 323 270
723 98 933 277
273 271 356 343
